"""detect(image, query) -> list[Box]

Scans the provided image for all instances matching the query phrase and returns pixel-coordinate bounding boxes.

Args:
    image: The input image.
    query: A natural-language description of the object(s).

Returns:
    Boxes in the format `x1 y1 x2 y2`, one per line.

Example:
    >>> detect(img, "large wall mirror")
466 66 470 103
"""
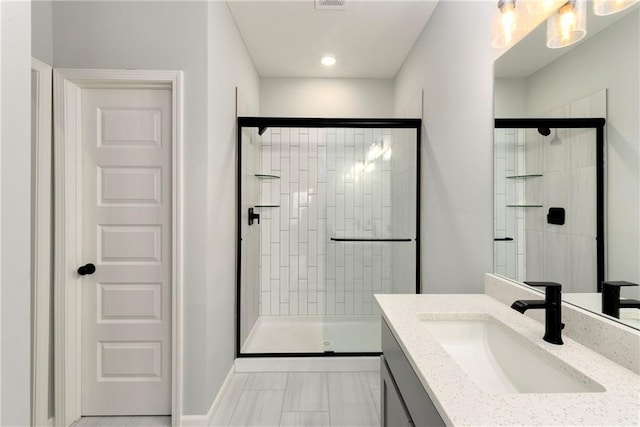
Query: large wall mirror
493 3 639 329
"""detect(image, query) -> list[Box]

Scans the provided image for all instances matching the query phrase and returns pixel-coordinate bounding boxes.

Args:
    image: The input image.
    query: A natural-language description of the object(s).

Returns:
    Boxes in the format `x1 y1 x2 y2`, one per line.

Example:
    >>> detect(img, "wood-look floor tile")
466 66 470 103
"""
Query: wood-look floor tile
210 373 249 426
244 372 288 390
361 371 380 390
73 417 171 427
369 388 381 420
125 417 171 426
74 417 129 426
228 390 285 427
327 372 379 427
280 412 331 427
283 372 329 412
72 418 102 426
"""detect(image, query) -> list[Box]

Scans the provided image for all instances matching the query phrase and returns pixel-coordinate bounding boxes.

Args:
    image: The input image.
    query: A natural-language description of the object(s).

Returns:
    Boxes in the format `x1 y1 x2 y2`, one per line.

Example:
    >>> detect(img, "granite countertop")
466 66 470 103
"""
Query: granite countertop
375 294 640 426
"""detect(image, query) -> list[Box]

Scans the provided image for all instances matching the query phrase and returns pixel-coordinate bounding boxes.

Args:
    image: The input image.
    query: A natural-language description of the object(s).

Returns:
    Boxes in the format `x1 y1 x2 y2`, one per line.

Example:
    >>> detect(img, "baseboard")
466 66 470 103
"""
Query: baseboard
234 356 380 372
180 365 235 427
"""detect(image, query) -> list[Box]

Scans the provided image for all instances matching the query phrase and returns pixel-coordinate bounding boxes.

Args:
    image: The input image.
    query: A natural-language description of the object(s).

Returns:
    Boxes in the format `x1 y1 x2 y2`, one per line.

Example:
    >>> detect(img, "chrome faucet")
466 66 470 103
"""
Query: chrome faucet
602 281 640 319
511 281 564 345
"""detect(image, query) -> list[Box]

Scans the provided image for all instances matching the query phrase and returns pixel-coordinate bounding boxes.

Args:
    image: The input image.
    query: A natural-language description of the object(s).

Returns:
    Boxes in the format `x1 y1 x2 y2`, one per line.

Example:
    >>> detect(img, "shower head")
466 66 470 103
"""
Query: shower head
538 127 551 136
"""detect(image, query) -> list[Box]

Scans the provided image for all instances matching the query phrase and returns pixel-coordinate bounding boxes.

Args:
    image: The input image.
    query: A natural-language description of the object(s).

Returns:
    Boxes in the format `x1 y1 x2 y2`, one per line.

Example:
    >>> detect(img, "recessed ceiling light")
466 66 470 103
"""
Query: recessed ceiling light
321 56 336 66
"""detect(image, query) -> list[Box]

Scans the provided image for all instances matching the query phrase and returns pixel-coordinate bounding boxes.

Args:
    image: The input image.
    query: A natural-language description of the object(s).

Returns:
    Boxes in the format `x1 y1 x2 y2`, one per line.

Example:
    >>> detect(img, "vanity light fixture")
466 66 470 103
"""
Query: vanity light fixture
321 56 336 66
593 0 638 15
546 0 587 48
525 0 565 15
491 0 527 48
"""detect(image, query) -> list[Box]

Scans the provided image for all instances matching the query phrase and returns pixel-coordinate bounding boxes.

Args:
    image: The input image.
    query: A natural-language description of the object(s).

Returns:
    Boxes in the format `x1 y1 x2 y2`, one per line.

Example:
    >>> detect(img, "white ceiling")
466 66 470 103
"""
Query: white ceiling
226 0 439 79
495 3 638 78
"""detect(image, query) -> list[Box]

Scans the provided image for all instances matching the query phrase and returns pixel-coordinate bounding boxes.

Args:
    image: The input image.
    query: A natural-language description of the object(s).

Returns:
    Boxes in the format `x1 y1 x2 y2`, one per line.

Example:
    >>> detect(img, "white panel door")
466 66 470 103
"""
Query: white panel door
80 88 171 415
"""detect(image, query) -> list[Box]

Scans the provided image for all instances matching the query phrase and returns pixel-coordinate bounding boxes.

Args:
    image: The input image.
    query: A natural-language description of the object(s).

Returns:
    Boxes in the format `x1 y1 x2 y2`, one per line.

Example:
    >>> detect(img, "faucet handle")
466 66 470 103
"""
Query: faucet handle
524 281 562 302
602 281 639 288
524 281 562 288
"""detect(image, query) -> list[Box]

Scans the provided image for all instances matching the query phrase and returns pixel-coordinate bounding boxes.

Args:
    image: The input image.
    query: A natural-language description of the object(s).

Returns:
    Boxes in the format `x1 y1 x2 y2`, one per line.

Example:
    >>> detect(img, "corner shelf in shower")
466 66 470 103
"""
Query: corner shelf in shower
506 174 543 179
255 173 280 179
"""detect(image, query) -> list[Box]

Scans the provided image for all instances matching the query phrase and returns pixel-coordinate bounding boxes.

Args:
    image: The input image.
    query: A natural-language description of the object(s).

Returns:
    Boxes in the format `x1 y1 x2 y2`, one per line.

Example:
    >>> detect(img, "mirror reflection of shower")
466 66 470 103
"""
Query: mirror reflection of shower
494 117 604 295
550 128 562 145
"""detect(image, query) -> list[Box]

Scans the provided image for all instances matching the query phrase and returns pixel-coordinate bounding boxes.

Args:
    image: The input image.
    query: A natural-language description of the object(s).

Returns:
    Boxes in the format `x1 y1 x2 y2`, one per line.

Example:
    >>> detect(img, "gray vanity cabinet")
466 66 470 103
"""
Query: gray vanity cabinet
381 320 445 427
381 356 413 426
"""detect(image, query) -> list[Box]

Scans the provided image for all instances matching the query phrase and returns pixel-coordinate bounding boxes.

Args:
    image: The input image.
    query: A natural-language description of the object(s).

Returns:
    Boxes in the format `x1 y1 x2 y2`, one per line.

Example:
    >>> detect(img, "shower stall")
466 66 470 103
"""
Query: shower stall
237 117 420 356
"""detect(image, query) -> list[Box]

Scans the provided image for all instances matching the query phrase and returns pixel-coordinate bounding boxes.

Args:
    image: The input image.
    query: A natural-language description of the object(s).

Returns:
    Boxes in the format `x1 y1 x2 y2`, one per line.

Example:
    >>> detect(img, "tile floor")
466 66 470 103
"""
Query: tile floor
72 370 381 427
210 371 381 427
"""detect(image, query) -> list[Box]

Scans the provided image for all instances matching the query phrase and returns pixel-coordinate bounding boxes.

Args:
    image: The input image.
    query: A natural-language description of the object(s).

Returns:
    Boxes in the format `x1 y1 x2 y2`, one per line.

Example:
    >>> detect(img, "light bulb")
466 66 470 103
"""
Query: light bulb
560 7 576 41
546 0 586 49
501 5 516 44
492 0 526 48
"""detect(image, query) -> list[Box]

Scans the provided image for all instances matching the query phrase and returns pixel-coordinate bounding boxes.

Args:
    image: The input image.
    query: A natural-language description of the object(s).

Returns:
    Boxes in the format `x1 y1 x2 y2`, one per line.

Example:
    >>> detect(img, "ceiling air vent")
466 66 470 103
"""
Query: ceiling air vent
315 0 347 11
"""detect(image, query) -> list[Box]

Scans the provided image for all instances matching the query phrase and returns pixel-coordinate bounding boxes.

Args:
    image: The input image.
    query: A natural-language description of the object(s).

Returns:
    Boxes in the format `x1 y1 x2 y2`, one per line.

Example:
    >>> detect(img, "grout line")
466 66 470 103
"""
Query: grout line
326 372 334 427
276 372 288 427
224 374 249 427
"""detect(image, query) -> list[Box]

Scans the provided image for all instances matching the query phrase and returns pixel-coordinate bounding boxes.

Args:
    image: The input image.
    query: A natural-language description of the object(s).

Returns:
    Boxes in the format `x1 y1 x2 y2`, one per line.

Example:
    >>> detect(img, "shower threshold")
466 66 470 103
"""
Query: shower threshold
241 315 381 354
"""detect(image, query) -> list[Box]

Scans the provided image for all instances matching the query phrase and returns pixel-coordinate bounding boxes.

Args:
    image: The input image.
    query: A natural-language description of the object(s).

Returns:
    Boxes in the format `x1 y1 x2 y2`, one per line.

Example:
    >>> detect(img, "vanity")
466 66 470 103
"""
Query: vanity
376 275 640 426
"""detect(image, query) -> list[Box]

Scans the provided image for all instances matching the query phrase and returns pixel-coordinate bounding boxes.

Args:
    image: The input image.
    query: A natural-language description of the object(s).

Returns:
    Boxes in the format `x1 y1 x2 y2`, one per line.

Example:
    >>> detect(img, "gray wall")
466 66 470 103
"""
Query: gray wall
261 77 394 117
1 1 32 425
494 78 526 118
51 1 260 415
32 0 53 64
205 0 260 411
393 1 497 294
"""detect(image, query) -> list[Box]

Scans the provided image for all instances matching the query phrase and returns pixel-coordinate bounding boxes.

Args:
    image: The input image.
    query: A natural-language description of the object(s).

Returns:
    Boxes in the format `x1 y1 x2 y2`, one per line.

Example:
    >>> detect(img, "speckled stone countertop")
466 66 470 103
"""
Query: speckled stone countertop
375 294 640 426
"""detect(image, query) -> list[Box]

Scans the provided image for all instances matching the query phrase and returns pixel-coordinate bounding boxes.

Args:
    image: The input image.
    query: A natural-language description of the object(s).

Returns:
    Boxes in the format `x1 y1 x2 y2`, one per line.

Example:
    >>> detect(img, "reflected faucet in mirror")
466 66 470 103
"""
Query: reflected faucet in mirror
602 281 640 319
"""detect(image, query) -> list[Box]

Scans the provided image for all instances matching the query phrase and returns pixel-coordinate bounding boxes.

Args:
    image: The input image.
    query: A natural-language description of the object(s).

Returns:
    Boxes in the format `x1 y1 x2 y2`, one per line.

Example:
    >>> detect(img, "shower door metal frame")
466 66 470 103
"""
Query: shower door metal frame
236 117 422 358
494 117 606 292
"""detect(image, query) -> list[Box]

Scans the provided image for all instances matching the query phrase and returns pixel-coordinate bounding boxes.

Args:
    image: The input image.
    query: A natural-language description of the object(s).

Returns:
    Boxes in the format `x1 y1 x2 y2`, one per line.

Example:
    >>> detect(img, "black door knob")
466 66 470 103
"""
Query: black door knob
77 263 96 276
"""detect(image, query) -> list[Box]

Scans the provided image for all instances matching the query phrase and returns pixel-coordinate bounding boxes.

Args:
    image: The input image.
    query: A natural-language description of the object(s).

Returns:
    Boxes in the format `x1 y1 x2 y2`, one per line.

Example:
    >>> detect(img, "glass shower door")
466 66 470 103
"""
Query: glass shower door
321 127 417 353
237 118 419 356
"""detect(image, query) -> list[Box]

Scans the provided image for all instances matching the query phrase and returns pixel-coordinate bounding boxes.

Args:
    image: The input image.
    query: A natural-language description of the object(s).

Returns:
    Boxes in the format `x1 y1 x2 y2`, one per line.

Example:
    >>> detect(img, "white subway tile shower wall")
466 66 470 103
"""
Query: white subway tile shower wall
258 128 394 316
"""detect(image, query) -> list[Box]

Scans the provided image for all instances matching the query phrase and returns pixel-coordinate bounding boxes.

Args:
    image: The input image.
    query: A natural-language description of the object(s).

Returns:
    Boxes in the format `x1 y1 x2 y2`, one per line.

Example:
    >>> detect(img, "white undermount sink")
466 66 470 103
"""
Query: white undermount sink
420 314 605 394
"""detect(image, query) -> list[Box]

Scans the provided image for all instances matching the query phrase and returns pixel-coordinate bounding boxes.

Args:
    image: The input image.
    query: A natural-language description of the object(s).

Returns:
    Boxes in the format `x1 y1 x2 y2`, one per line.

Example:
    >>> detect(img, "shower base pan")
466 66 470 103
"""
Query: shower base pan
241 315 381 354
